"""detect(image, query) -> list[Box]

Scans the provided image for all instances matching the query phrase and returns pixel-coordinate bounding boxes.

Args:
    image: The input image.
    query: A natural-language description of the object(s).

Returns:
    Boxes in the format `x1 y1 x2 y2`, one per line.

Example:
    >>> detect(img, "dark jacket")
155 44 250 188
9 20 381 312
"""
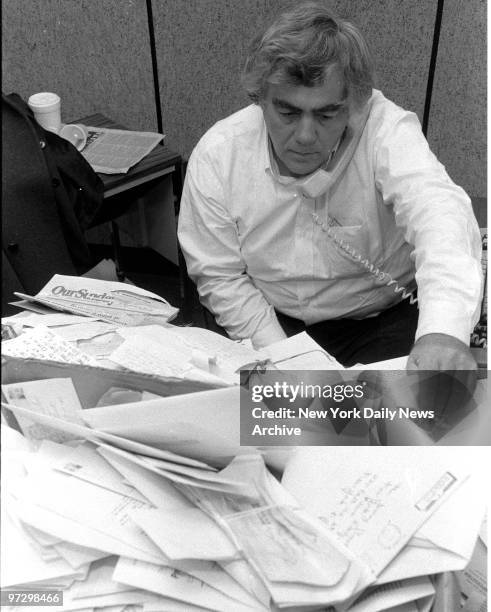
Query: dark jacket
2 93 104 314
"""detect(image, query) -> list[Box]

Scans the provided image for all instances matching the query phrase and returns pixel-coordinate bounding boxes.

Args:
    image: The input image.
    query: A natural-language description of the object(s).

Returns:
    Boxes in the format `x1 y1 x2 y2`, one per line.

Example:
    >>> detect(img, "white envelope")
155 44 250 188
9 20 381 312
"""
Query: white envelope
376 470 487 584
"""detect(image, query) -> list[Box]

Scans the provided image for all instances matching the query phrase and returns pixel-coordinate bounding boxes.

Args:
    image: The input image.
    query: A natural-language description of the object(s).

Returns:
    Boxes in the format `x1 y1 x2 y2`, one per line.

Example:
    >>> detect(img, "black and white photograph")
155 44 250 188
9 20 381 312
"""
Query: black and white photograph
1 1 488 610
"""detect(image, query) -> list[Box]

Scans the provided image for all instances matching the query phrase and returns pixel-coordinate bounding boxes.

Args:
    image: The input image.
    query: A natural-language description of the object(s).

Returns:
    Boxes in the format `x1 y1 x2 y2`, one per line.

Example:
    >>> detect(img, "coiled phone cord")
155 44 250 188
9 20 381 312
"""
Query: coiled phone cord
311 213 418 305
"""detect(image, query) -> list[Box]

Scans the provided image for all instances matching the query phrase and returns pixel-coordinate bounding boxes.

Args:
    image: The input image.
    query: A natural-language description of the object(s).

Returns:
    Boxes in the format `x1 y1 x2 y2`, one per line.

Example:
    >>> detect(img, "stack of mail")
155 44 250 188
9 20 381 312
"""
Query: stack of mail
0 316 264 385
2 412 486 611
2 306 342 386
1 426 271 611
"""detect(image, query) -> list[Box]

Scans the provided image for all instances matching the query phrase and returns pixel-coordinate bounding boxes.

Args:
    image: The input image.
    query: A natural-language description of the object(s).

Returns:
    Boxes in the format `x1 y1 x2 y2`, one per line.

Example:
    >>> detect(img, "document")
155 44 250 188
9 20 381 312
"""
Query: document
107 324 268 384
130 507 238 561
14 274 178 326
69 557 129 598
168 325 266 380
1 509 89 589
346 576 435 612
95 446 196 511
178 454 371 608
81 125 164 174
82 386 293 470
50 321 119 342
81 386 244 466
2 401 213 469
12 466 166 564
456 536 487 612
374 472 486 583
2 312 99 328
282 447 470 578
108 334 227 385
96 443 251 496
264 331 344 369
1 429 91 588
1 377 85 443
112 557 260 612
33 441 149 503
93 450 264 608
1 326 99 366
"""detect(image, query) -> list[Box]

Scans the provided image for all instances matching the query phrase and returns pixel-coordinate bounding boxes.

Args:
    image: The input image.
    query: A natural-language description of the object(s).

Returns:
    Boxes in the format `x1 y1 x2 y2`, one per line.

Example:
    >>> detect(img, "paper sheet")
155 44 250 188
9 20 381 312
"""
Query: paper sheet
96 447 195 511
1 378 85 443
50 321 118 341
3 401 212 469
108 335 225 384
130 507 237 561
34 441 149 503
81 386 245 467
112 557 259 612
456 537 487 612
282 447 470 577
81 125 164 174
13 467 165 564
96 443 249 496
2 312 99 328
264 332 344 369
1 327 99 366
168 325 265 377
178 455 370 607
1 509 89 589
346 576 435 612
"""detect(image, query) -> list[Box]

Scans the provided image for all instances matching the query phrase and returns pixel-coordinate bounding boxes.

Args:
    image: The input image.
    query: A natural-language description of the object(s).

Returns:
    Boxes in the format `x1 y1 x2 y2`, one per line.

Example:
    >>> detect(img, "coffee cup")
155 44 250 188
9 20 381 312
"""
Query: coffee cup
59 123 88 151
27 92 62 134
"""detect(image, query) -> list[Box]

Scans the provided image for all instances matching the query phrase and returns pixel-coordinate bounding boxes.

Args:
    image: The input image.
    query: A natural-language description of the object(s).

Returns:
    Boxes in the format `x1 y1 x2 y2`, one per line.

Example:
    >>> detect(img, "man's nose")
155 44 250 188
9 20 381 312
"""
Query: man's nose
294 115 316 145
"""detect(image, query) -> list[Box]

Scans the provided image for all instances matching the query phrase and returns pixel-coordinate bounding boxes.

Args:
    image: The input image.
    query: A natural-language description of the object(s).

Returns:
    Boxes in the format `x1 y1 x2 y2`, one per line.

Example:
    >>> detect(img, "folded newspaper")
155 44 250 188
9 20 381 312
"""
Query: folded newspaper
81 126 164 174
12 274 178 326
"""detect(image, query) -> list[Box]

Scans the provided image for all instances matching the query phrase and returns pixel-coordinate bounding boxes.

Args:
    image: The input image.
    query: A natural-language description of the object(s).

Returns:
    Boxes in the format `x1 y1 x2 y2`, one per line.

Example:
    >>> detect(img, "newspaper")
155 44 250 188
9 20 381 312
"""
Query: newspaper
81 126 164 174
13 274 178 326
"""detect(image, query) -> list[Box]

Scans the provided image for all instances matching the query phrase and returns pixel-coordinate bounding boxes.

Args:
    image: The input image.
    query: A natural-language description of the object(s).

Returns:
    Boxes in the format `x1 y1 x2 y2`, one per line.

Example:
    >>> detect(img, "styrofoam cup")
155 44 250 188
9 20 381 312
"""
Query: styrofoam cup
27 92 62 134
59 123 88 151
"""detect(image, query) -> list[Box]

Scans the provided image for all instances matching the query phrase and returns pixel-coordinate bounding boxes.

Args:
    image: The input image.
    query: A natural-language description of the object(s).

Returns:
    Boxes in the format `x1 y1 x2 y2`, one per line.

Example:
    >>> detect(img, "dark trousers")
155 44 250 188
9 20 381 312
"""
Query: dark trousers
276 299 419 367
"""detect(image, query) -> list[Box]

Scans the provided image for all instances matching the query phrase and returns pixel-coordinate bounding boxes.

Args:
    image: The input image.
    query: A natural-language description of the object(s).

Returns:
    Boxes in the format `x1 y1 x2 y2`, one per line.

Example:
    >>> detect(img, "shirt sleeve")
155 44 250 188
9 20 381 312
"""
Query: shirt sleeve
177 144 287 349
374 112 483 345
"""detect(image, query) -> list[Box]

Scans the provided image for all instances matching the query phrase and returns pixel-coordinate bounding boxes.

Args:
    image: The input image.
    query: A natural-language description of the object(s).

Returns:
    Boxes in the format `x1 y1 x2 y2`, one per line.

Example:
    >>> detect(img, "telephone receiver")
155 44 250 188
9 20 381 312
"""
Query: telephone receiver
299 168 331 199
300 168 417 304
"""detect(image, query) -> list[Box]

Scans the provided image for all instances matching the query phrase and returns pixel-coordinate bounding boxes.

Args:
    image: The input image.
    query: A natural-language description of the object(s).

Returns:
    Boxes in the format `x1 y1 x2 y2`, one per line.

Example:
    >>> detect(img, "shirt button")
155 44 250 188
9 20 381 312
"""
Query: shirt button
39 140 46 149
52 178 60 188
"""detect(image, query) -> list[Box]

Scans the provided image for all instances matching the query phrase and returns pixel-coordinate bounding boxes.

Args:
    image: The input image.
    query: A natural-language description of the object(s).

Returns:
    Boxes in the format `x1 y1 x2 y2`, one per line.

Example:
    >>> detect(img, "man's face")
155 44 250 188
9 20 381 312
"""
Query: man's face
261 66 349 177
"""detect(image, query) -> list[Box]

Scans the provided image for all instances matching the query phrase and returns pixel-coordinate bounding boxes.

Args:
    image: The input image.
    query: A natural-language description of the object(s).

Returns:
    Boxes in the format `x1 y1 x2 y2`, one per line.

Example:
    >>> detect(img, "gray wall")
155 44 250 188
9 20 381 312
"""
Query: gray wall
152 0 436 158
426 0 487 197
2 0 486 198
1 0 157 130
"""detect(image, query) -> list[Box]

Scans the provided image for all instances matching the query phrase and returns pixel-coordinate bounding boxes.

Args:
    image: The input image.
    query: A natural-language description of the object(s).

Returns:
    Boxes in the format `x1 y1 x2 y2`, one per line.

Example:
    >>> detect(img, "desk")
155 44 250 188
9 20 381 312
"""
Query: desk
77 114 188 301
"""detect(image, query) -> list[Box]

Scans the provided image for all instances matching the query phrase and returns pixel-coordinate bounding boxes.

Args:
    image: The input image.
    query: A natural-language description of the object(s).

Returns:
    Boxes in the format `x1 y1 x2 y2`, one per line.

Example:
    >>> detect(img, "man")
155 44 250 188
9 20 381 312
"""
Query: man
178 2 482 370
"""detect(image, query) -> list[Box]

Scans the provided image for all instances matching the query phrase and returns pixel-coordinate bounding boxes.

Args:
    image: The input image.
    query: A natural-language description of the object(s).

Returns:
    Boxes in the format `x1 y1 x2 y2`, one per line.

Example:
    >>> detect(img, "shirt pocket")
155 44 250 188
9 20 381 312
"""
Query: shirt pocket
319 224 372 279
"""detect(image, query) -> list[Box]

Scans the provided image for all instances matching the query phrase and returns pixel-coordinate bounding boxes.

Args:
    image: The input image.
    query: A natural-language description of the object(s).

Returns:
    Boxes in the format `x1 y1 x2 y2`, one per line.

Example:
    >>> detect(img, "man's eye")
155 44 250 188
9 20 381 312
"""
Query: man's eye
278 110 297 117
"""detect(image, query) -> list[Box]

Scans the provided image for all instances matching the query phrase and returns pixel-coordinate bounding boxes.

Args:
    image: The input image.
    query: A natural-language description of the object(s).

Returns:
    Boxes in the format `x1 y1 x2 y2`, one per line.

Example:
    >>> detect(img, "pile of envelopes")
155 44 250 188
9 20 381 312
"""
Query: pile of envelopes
1 414 486 611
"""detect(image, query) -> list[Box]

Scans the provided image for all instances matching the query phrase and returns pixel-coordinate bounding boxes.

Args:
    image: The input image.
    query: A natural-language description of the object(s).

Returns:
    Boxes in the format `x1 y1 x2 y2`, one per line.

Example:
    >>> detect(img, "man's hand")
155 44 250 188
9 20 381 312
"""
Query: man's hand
407 333 477 371
407 332 477 398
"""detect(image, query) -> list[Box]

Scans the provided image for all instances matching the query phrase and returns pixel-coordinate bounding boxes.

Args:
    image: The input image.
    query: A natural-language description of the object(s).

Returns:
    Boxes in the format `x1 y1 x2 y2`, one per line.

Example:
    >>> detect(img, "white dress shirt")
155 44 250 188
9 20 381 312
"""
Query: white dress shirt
178 90 482 349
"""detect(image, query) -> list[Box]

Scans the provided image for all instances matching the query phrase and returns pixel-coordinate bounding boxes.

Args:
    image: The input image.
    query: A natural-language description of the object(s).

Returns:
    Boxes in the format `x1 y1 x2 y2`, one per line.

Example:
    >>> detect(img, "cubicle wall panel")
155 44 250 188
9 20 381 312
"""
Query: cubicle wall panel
426 0 486 198
152 0 283 157
153 0 435 158
335 0 435 119
1 0 157 131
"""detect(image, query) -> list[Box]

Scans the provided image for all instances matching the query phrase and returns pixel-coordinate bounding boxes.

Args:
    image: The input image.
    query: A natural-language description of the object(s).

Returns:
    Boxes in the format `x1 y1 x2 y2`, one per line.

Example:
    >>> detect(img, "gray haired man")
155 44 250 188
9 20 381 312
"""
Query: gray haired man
178 2 482 372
